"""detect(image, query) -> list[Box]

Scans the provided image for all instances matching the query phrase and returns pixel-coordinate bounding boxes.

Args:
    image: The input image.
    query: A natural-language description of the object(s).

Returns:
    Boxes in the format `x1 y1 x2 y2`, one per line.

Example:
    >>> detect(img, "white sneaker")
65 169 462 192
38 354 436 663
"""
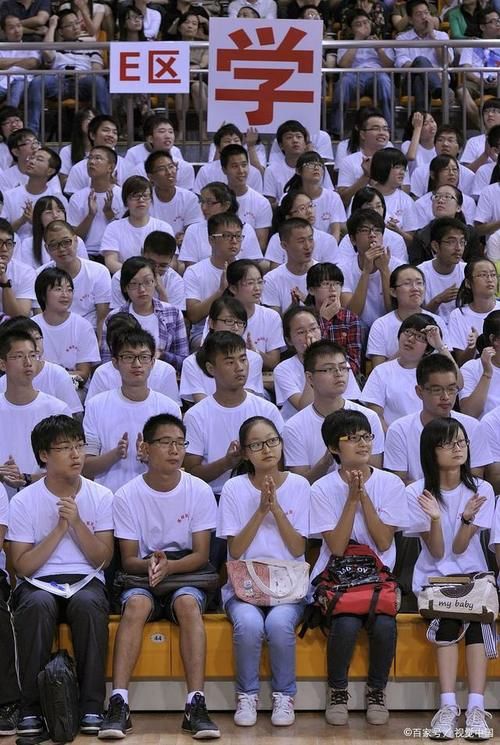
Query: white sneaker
234 693 258 727
464 707 493 741
271 692 295 726
429 705 460 740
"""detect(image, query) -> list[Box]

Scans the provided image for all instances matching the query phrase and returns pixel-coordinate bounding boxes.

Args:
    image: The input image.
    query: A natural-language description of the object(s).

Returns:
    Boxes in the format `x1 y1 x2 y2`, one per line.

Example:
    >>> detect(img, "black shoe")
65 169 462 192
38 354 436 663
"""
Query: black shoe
98 695 132 740
17 716 44 736
182 693 220 739
0 703 19 735
81 714 104 735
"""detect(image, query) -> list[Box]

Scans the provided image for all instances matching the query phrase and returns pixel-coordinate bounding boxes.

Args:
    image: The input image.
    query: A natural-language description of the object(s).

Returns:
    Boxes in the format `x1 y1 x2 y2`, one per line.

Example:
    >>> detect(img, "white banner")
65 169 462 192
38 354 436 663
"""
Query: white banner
109 42 191 93
208 18 322 134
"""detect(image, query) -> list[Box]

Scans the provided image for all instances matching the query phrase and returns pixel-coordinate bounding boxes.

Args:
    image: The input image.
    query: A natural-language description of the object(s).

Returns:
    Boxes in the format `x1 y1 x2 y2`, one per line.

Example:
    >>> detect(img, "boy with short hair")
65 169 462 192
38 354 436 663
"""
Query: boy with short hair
194 124 263 194
0 217 36 316
420 217 467 323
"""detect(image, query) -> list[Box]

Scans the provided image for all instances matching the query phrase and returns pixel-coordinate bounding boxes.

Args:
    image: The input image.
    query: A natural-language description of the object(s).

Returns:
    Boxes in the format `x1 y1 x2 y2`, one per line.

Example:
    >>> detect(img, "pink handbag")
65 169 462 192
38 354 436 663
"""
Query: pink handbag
227 558 310 606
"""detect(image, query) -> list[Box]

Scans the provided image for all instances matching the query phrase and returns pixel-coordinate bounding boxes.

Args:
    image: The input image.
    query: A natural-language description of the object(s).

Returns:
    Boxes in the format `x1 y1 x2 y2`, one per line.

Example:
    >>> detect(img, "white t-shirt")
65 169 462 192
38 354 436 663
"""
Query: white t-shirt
150 188 203 236
217 471 310 605
244 303 285 352
458 358 500 417
337 229 408 264
384 410 492 480
179 348 264 402
448 302 500 350
86 359 180 404
310 468 408 582
312 189 346 233
33 312 100 370
113 471 217 558
481 405 500 462
194 160 263 194
0 258 36 313
236 187 273 230
283 400 385 474
137 158 196 192
0 359 82 414
227 0 277 17
0 483 7 574
0 142 13 171
472 162 495 198
178 221 262 264
410 163 474 198
269 131 334 163
475 182 500 225
65 154 137 195
360 358 421 425
401 141 436 169
264 161 334 201
7 477 113 581
0 391 70 498
184 258 224 339
36 258 111 328
0 164 28 192
404 477 494 592
67 186 124 256
184 392 284 495
58 143 81 176
419 259 466 324
408 191 476 230
266 227 338 265
261 262 314 314
15 235 88 269
111 266 185 311
460 134 485 165
143 6 161 38
274 353 361 421
366 309 448 360
125 143 185 167
379 188 415 231
337 255 402 328
1 184 67 241
100 217 174 260
84 387 181 493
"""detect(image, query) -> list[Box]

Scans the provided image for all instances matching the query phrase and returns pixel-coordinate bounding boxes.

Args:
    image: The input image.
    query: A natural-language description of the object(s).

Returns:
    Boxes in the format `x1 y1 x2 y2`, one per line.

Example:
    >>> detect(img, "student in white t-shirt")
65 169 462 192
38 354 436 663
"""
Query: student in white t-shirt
409 156 476 231
447 258 500 366
194 124 263 195
100 176 174 275
423 218 468 325
0 328 71 498
184 331 284 497
83 328 181 493
368 148 415 244
459 310 500 418
263 120 311 206
180 296 264 403
266 189 340 269
384 353 492 484
362 313 450 430
310 409 408 727
0 217 36 316
34 267 101 385
9 414 114 737
283 340 384 484
0 480 20 733
481 405 500 495
217 416 309 728
0 127 40 193
367 264 447 367
401 111 437 171
100 413 220 741
261 218 316 314
225 259 284 370
404 417 495 741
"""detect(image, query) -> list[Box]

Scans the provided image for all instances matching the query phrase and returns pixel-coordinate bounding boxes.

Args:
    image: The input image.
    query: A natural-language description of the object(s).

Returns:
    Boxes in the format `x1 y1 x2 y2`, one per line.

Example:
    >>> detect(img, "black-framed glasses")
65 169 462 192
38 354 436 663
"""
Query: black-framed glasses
148 437 189 448
118 353 154 364
245 436 281 453
338 433 375 443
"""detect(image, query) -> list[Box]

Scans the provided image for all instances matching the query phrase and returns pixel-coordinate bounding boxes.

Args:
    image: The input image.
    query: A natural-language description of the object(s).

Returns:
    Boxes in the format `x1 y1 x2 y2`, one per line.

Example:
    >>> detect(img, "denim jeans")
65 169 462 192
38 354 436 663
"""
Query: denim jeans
331 71 392 134
327 613 396 690
404 57 442 112
27 73 111 135
226 596 305 696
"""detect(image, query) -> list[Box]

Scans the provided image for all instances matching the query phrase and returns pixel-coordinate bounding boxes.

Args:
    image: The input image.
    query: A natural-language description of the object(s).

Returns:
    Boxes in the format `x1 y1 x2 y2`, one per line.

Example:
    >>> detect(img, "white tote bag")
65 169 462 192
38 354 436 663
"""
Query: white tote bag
227 558 310 606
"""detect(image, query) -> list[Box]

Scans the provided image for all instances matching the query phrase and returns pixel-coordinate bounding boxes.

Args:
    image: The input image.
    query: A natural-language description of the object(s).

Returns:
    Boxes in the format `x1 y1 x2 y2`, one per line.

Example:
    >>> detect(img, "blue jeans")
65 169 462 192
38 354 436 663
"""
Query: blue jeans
27 73 111 135
327 613 396 690
226 596 305 696
331 71 392 134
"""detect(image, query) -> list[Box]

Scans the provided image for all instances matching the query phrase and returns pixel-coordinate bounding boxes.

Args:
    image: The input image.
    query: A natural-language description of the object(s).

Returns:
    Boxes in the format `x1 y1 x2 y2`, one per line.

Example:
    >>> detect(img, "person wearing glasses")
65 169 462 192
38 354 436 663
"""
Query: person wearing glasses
101 256 188 371
83 328 181 493
409 156 477 231
180 296 264 404
283 340 384 485
0 217 36 317
0 128 44 193
99 413 220 741
8 415 114 738
384 354 492 485
217 416 309 728
310 409 407 727
405 418 495 741
410 125 474 199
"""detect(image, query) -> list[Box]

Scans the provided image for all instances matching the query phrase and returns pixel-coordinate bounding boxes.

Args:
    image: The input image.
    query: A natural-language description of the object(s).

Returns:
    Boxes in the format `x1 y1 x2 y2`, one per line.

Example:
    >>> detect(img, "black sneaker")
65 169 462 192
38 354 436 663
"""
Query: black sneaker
0 703 19 735
98 695 132 740
17 715 44 736
181 693 220 739
81 714 104 735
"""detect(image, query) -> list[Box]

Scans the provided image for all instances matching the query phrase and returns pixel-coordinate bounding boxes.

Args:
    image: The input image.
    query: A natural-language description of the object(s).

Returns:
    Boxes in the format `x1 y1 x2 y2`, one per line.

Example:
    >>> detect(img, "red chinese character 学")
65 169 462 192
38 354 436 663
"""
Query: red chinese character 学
215 26 314 126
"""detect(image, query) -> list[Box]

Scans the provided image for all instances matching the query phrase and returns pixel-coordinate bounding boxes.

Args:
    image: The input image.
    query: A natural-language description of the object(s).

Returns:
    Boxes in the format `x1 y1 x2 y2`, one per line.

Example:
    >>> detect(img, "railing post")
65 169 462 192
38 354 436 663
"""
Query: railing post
442 42 450 124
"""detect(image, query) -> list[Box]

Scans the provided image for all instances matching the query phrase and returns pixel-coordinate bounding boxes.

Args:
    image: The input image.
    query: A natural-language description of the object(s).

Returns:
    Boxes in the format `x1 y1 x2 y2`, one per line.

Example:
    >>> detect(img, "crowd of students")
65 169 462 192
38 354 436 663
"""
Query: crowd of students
0 104 500 742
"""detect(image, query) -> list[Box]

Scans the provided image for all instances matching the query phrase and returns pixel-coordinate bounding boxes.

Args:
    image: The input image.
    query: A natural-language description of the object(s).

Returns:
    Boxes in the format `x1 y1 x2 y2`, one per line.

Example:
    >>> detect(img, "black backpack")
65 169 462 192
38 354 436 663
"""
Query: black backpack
37 650 80 743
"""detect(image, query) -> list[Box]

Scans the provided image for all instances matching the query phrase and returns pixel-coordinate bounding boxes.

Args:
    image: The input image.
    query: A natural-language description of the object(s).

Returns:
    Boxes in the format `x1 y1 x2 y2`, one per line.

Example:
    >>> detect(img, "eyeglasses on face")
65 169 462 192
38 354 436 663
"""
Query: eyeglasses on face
437 438 469 450
338 433 375 443
148 437 189 448
117 352 154 364
245 436 281 452
215 317 246 329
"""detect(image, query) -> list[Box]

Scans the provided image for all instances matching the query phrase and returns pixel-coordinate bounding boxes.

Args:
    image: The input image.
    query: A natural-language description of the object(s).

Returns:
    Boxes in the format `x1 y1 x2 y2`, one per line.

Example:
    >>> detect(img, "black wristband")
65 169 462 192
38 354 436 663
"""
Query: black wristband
461 514 473 526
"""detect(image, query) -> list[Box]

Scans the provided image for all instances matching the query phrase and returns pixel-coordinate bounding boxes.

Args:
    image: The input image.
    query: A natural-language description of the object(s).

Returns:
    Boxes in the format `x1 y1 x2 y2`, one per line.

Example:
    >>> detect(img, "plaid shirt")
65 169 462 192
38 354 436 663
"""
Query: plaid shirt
318 308 361 377
101 298 188 371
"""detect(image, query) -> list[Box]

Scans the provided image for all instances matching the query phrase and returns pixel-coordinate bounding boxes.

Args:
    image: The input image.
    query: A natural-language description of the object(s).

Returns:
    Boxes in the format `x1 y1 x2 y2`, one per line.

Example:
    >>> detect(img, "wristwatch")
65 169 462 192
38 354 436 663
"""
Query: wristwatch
0 280 11 289
461 514 473 526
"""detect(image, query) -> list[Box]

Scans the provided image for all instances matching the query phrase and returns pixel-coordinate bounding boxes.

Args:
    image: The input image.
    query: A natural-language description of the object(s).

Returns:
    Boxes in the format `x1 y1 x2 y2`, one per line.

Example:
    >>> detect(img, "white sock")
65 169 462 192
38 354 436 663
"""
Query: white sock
440 692 457 709
467 693 484 712
186 691 204 705
112 689 129 705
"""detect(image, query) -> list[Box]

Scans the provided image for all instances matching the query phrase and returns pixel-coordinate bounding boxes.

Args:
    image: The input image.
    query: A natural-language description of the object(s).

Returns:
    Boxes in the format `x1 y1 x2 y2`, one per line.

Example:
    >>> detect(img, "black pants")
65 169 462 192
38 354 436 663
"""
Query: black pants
13 576 109 717
0 573 20 706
